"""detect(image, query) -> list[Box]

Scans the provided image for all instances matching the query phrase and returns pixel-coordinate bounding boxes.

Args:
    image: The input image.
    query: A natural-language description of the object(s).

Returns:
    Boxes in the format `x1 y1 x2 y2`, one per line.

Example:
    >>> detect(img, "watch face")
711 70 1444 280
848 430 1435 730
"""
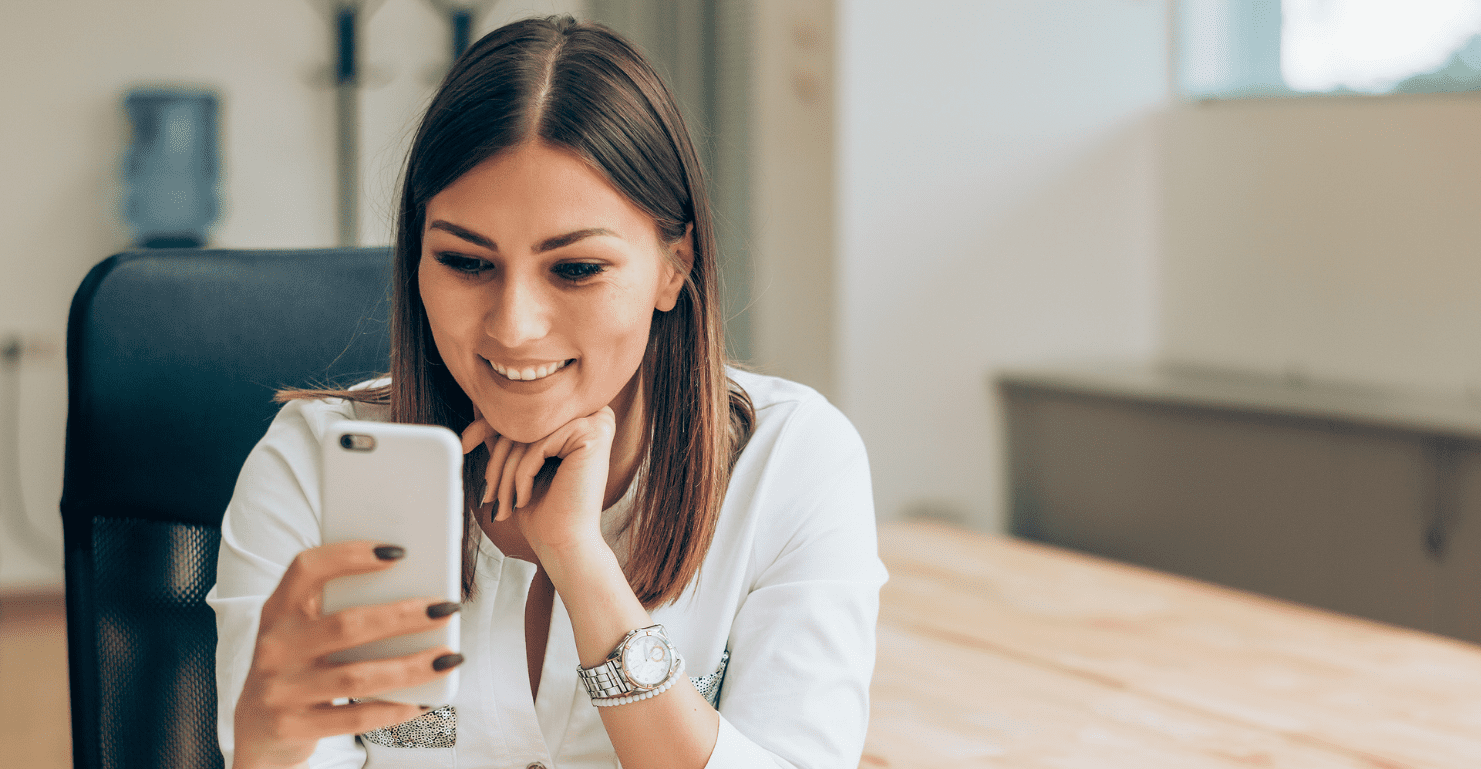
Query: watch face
623 634 671 687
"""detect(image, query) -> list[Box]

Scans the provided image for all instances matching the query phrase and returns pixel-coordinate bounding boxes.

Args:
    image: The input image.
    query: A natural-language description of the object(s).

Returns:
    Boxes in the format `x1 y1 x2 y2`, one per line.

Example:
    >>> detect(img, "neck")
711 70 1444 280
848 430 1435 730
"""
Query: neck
604 370 647 510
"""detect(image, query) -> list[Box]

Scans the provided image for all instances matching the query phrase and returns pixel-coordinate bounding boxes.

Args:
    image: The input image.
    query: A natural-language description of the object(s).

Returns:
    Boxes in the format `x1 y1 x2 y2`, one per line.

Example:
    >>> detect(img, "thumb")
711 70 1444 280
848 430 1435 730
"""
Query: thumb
461 418 496 455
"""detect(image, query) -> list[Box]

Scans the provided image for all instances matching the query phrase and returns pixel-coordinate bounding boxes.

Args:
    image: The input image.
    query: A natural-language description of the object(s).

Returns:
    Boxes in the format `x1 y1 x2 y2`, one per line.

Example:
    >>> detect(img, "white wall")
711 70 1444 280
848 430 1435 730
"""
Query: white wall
749 0 838 398
835 0 1170 530
0 0 580 589
1161 95 1481 395
829 1 1481 534
29 0 1459 582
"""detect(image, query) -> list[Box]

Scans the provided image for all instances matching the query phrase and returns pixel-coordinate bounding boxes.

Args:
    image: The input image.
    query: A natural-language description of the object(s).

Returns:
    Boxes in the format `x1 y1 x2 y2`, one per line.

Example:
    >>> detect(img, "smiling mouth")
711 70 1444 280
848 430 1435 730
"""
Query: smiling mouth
487 358 573 382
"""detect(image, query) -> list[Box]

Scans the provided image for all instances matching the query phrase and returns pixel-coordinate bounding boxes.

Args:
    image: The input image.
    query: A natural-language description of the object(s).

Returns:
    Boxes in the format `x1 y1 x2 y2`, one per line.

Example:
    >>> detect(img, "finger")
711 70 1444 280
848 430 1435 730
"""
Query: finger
302 645 461 703
591 405 616 427
306 597 461 658
497 442 527 520
562 410 615 455
484 435 514 507
515 430 568 509
460 418 496 455
266 541 405 621
307 699 435 740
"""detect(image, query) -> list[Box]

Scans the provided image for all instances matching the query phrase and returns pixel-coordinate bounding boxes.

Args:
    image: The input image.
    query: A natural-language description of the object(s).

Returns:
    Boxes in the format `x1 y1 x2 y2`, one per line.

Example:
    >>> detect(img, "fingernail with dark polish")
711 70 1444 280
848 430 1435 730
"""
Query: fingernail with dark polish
427 601 461 619
373 545 406 560
432 653 464 672
420 705 432 711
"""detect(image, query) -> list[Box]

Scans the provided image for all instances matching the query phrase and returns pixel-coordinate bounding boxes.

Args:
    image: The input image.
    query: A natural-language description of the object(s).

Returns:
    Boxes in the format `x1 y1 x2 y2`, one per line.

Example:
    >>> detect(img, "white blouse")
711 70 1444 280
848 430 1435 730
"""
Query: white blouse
208 369 888 768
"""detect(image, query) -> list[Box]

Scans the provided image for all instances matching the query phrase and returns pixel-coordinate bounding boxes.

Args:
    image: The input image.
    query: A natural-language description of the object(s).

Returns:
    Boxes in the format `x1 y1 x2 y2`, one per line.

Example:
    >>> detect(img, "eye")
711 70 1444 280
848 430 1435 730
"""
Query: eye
434 252 490 275
552 262 605 282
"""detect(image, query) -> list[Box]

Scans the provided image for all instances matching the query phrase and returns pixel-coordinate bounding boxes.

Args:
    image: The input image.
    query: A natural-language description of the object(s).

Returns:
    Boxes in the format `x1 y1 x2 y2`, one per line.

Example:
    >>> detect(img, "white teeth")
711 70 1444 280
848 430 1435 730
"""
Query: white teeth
489 359 569 382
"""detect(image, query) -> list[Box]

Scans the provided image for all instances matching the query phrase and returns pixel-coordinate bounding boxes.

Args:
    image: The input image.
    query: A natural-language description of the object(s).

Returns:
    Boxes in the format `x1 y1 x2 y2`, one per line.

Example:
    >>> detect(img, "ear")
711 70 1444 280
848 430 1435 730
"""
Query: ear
654 223 694 313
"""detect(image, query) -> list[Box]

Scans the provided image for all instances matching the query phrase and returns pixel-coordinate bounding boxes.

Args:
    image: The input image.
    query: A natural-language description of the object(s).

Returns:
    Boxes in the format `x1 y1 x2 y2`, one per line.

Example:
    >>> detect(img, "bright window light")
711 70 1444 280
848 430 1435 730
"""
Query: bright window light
1283 0 1481 92
1178 0 1481 98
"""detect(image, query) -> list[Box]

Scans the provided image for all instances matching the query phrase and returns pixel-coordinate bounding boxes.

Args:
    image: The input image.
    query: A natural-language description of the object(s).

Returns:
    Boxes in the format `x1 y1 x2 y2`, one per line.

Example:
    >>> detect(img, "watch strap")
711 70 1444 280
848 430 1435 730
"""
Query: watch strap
577 624 676 701
579 657 636 699
590 655 685 707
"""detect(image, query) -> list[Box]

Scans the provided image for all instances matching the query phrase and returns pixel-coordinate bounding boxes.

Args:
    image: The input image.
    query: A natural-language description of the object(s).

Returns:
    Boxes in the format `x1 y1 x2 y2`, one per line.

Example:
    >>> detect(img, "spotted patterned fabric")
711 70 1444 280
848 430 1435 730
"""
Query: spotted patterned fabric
360 704 456 749
691 649 730 709
357 650 728 750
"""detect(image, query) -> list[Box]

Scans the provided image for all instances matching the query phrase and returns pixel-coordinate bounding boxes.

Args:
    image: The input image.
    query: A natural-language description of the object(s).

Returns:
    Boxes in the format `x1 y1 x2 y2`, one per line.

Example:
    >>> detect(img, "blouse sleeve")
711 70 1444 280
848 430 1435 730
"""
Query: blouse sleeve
704 398 889 769
205 399 366 769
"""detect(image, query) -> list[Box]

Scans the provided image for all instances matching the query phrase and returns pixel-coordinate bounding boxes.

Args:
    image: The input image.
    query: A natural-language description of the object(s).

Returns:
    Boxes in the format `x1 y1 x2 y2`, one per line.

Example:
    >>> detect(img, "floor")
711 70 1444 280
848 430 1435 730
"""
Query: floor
0 590 70 769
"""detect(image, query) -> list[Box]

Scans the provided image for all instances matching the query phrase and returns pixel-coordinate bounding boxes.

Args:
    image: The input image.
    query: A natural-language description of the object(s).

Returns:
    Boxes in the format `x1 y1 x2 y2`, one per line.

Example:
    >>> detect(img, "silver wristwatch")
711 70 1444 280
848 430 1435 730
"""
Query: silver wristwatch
578 624 680 700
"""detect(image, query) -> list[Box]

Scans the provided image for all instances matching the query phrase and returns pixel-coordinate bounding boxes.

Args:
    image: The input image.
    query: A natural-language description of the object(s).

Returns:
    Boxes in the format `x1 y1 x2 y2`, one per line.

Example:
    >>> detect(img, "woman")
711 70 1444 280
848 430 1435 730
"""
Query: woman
208 15 886 769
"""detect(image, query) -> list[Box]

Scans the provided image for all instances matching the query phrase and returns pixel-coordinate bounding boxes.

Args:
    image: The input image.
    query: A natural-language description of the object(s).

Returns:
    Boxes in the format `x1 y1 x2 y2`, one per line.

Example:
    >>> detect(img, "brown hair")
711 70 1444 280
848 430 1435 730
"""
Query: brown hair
282 15 753 607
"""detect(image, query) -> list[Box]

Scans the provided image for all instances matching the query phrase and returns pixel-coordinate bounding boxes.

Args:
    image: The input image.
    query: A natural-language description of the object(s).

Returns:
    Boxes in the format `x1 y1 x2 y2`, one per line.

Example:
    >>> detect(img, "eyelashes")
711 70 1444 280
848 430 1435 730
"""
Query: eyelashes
432 252 606 282
433 252 488 274
551 262 604 281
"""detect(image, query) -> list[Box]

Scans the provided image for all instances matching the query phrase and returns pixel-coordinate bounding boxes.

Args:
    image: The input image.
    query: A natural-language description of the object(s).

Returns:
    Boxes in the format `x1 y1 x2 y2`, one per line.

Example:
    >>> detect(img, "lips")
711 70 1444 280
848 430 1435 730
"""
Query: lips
487 358 573 382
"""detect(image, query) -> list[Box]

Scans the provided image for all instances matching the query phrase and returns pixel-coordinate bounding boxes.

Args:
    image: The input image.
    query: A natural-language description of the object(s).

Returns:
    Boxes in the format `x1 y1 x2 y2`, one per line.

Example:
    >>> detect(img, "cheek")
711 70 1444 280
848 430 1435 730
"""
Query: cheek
579 289 652 353
419 271 481 371
568 292 654 390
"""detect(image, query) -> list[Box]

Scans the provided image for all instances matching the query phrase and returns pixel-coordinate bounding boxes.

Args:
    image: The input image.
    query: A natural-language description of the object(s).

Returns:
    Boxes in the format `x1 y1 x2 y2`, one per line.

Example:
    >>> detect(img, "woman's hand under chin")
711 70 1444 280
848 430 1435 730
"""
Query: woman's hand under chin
461 405 617 566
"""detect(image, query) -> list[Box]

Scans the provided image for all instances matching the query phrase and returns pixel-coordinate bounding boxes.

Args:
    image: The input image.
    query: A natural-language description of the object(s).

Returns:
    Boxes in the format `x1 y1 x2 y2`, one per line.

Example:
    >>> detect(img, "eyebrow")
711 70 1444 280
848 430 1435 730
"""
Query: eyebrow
426 220 617 254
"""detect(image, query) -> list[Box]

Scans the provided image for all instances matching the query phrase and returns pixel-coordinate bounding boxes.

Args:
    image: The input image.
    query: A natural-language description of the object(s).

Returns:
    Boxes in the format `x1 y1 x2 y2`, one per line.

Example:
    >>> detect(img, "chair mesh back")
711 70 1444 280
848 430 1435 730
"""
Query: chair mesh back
93 517 223 769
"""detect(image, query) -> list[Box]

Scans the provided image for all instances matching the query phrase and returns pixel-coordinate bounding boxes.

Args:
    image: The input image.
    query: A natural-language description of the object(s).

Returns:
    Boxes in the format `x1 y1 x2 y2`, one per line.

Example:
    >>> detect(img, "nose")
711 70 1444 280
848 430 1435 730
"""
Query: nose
484 273 552 348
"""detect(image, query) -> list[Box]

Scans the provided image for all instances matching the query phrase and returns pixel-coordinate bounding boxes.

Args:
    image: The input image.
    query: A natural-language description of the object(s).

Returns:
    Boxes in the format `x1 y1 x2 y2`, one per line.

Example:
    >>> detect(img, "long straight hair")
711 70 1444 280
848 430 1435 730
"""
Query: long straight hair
282 16 753 607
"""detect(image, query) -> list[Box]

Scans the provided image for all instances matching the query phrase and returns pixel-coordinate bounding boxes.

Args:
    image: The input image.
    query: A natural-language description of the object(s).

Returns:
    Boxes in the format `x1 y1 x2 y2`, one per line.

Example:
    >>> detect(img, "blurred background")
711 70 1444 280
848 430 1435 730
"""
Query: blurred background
5 0 1481 639
9 1 1481 764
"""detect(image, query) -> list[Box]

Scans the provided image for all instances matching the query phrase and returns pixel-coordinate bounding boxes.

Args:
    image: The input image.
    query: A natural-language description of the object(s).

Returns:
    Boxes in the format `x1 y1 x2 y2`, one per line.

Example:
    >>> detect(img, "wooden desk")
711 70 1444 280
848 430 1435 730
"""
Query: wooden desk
864 521 1481 768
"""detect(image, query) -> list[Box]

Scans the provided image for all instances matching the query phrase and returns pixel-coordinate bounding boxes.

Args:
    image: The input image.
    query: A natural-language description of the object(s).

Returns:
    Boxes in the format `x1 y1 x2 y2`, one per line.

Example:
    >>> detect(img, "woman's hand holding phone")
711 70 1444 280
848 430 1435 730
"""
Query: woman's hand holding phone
232 541 462 769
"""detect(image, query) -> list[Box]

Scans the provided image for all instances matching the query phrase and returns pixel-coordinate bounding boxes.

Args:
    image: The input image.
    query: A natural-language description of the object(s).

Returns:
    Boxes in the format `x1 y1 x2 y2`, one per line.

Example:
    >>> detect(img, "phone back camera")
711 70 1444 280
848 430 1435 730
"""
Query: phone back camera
340 433 376 452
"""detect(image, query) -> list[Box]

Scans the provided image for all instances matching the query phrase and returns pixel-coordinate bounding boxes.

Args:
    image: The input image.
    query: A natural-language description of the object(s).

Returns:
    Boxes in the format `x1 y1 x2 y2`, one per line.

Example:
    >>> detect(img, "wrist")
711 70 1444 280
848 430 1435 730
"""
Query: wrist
537 539 653 668
532 530 613 578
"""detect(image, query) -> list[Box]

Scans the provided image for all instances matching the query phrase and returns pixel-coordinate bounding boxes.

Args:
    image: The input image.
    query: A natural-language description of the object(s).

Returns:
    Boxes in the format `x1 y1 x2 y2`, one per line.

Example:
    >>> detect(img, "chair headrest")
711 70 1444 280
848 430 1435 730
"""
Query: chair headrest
62 248 394 527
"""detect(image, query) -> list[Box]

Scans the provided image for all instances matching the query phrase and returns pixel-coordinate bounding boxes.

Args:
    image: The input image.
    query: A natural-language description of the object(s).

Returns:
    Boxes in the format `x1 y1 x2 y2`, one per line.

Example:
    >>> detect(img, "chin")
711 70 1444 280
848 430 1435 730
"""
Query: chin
492 425 553 444
486 409 577 445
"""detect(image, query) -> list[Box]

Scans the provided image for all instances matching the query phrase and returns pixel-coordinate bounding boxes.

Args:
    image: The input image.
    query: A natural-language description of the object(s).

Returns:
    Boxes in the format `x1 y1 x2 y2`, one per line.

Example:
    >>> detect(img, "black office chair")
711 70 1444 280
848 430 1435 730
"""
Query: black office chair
62 248 395 769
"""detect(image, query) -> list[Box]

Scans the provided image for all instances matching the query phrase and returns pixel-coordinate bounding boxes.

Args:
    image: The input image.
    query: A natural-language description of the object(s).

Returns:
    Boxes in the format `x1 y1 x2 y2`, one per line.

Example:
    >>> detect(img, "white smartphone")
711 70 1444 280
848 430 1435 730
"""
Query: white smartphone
320 420 463 706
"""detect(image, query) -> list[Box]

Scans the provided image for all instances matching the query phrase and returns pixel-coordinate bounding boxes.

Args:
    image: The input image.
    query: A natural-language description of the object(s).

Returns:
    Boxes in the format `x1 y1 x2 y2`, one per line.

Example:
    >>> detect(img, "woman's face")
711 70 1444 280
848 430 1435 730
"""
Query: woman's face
419 141 689 443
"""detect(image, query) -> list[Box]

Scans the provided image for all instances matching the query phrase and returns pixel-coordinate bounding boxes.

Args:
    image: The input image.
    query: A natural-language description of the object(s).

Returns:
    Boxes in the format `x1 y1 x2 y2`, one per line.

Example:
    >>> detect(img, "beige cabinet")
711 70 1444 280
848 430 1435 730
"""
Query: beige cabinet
1000 363 1481 644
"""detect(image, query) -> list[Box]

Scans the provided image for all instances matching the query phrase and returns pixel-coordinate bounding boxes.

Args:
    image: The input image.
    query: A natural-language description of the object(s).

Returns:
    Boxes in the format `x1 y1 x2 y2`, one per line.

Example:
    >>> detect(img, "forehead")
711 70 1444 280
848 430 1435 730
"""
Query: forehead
424 141 658 244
